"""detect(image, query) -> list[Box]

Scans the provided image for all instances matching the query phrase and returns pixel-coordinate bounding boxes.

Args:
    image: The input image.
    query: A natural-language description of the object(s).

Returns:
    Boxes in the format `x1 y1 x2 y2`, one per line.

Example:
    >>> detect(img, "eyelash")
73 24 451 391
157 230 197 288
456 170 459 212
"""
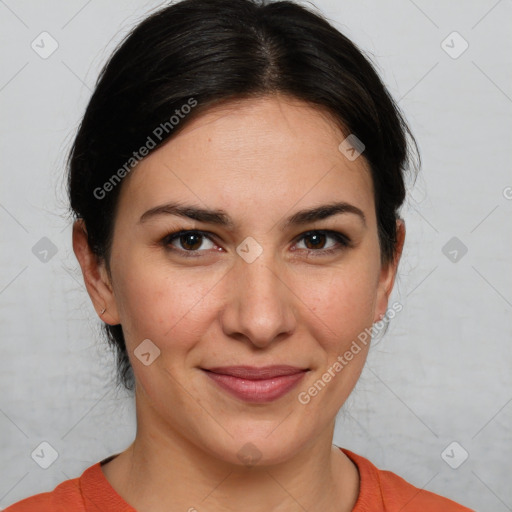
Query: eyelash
161 229 351 258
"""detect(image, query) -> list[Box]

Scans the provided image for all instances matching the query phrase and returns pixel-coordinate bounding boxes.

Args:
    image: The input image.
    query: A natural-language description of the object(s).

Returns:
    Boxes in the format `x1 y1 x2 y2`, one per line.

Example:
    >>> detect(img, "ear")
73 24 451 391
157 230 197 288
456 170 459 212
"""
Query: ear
374 219 405 322
72 219 120 325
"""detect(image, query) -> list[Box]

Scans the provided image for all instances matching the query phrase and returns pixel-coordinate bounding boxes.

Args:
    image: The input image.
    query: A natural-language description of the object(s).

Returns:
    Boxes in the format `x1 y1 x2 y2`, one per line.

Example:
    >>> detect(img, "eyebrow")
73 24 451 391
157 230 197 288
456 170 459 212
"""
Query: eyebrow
139 200 366 229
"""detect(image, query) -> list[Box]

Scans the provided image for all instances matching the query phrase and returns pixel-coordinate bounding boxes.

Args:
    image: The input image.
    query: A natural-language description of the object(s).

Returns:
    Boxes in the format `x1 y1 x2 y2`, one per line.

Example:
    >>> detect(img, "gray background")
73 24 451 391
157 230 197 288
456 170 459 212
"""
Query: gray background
0 1 511 510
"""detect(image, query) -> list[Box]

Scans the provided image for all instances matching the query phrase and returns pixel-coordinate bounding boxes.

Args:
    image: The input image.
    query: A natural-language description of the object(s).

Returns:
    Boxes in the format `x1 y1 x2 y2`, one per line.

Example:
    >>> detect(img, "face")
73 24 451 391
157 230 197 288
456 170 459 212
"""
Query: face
75 95 403 466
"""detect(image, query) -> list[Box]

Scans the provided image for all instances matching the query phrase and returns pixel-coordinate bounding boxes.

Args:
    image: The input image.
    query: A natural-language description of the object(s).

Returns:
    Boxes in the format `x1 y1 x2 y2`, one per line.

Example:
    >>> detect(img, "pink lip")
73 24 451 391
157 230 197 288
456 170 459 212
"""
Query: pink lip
202 366 308 403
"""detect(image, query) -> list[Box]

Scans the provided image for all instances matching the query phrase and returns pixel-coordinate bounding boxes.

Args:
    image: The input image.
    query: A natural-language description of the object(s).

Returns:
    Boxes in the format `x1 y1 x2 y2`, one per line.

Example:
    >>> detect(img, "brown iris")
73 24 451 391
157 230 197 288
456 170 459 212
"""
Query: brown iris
303 232 327 250
179 233 203 251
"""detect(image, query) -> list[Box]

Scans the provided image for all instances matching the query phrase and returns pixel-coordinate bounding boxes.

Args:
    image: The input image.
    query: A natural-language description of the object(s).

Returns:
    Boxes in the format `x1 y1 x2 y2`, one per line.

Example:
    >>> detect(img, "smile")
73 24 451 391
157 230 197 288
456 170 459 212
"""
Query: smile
201 366 309 403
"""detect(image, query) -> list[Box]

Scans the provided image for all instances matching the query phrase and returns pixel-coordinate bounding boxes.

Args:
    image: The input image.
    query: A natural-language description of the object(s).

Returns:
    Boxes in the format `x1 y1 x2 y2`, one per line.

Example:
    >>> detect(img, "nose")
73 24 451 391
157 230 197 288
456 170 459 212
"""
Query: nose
220 249 297 349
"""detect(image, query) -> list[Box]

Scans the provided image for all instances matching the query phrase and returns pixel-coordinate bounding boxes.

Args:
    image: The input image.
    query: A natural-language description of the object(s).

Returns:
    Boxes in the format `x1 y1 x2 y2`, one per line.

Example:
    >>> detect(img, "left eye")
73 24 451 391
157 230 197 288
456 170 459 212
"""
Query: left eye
294 230 349 253
162 229 350 256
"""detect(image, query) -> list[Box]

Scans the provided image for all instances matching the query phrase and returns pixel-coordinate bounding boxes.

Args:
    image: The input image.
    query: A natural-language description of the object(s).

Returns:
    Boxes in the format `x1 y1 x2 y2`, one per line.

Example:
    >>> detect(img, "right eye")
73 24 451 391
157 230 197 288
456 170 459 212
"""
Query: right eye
161 230 219 257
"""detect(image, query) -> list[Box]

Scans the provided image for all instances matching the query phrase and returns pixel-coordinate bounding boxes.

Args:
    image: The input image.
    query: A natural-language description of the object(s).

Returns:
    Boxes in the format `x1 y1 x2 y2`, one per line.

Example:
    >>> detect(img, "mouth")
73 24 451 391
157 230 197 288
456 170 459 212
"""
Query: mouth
201 365 309 403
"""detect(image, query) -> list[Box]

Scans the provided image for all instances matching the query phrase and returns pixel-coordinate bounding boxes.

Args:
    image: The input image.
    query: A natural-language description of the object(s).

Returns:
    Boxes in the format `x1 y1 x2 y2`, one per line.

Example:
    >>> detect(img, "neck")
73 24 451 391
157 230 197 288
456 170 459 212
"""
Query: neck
101 394 359 512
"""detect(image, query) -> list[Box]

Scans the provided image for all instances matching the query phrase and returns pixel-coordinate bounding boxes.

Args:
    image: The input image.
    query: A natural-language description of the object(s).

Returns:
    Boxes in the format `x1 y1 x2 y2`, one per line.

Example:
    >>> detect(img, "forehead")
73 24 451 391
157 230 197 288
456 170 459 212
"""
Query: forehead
117 95 375 225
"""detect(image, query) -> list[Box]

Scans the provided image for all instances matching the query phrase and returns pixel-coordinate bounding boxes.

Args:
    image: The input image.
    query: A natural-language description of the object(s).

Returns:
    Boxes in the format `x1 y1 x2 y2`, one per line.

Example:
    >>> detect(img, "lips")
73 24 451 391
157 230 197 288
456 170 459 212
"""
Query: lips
201 365 308 403
202 365 307 379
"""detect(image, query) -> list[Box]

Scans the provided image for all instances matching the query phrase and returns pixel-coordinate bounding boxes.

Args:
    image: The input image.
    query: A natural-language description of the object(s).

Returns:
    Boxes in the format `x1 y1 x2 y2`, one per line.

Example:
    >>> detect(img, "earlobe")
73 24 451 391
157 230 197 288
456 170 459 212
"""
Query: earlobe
374 219 406 322
72 219 120 325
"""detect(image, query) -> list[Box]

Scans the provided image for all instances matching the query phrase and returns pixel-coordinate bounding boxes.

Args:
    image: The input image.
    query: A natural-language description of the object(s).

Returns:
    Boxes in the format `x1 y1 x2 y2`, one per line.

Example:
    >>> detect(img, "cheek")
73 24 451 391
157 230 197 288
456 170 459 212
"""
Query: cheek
298 267 378 400
290 270 377 422
300 260 380 342
111 254 224 348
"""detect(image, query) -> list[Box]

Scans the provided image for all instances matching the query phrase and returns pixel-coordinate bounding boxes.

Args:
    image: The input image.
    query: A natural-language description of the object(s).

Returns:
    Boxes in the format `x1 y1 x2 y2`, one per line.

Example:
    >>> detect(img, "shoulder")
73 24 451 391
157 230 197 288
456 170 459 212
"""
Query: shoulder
3 466 89 512
340 448 475 512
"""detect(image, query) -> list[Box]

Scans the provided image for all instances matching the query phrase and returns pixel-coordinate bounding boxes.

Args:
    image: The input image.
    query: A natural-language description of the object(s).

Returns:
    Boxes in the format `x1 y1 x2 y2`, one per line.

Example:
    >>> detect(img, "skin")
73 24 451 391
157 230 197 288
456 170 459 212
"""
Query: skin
73 94 405 512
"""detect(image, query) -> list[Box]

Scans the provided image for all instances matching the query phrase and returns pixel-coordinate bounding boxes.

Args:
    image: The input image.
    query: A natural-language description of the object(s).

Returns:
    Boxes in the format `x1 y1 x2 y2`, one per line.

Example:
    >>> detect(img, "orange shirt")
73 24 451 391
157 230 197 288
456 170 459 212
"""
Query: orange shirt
4 447 474 511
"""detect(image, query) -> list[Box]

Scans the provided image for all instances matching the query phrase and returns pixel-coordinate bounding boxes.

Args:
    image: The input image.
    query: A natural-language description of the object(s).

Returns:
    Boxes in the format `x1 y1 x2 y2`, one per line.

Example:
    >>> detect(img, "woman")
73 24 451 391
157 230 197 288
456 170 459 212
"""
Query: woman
5 0 473 510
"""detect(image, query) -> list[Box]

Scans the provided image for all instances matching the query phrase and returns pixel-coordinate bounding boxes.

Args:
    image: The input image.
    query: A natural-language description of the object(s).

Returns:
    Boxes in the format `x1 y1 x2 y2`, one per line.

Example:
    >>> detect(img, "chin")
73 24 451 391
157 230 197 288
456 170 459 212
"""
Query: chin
202 428 309 469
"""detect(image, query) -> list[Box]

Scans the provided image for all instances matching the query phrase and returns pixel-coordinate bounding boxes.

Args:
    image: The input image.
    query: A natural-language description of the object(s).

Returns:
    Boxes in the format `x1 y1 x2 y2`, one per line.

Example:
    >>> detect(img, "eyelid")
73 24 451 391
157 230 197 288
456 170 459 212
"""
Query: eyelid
162 229 217 256
293 229 351 246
